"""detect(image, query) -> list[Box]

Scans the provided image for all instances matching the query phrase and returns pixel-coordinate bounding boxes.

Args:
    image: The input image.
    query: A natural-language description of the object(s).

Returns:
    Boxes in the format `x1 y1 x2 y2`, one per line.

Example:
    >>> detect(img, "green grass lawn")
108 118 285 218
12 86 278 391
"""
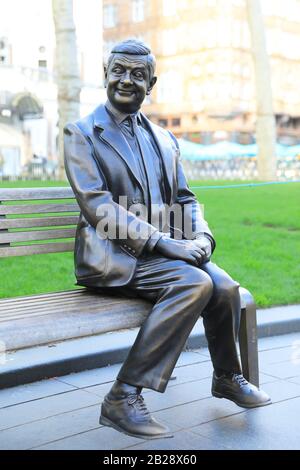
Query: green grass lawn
1 179 299 307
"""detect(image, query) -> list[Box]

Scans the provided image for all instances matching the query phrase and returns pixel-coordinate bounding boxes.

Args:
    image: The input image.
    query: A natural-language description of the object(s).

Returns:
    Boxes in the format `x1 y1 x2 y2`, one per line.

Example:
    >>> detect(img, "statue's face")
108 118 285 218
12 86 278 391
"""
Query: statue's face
105 53 157 114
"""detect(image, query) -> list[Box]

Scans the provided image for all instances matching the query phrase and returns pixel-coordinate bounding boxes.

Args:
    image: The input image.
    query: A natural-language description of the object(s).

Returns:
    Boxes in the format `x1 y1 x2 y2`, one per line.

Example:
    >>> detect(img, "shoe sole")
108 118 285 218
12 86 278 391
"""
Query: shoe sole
212 391 272 409
99 414 174 440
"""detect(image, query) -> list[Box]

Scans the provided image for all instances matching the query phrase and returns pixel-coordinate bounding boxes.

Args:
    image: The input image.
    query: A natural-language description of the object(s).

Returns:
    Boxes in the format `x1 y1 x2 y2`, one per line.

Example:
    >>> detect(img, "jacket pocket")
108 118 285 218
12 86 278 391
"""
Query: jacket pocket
75 225 108 279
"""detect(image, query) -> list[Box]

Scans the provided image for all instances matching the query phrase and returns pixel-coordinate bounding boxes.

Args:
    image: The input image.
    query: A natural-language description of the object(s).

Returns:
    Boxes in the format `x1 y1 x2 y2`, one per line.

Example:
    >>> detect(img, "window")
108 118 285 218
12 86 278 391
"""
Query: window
38 60 47 68
132 0 144 22
158 118 168 127
38 60 48 80
103 4 117 28
171 117 181 127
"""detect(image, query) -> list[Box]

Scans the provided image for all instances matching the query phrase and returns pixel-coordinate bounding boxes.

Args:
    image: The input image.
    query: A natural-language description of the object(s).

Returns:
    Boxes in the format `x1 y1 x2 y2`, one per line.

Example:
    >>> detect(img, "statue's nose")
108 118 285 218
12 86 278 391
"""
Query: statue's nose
121 71 132 85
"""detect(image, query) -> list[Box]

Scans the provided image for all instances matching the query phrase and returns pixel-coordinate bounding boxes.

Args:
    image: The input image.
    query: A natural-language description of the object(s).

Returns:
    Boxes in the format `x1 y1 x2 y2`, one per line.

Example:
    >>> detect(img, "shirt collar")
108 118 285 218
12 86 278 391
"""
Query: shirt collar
105 100 142 126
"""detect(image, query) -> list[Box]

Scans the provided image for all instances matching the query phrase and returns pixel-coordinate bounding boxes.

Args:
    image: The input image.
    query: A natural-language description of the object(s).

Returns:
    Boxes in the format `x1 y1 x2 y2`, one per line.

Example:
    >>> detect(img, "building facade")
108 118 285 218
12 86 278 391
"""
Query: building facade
103 0 300 145
0 0 105 177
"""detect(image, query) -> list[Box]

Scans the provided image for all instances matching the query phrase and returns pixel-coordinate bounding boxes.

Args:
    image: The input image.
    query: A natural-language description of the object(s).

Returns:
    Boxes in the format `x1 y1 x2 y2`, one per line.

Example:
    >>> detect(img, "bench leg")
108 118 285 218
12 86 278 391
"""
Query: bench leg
238 289 259 387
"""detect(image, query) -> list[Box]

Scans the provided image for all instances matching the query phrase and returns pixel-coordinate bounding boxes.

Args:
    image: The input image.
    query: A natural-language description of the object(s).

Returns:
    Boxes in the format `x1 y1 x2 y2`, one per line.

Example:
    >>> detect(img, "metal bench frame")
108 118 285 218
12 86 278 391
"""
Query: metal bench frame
0 187 259 387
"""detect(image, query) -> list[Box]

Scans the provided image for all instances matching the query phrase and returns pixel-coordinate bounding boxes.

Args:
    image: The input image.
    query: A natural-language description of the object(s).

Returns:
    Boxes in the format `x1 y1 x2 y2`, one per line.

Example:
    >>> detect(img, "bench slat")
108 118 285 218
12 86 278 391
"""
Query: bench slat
0 288 84 303
0 216 79 230
0 298 126 322
0 228 76 244
0 203 80 215
0 187 74 201
0 295 116 314
0 241 75 257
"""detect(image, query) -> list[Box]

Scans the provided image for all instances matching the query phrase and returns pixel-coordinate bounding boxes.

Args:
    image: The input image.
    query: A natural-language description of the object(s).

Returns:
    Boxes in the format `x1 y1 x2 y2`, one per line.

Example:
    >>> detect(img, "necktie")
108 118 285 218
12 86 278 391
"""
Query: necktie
122 116 134 137
130 115 167 230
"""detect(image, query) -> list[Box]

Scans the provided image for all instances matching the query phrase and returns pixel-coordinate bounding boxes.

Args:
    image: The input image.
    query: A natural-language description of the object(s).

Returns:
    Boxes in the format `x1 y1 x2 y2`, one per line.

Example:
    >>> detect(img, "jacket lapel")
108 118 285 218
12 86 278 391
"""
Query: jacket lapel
93 105 144 194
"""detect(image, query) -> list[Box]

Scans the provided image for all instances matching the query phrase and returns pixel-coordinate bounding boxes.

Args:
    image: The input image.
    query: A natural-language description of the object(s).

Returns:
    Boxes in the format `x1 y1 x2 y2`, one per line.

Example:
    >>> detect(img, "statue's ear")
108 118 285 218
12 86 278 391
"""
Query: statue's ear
147 76 157 95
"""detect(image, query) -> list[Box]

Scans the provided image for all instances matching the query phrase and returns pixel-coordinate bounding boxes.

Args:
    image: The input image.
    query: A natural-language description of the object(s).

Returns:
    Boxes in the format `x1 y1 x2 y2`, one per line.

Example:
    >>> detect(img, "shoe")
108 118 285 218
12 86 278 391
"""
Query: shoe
99 380 173 440
212 372 272 408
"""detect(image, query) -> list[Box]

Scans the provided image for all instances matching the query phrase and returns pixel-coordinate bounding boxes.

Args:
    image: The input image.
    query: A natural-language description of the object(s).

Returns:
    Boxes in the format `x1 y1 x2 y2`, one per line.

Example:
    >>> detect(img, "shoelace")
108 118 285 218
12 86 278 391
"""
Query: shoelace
127 393 150 417
232 374 249 386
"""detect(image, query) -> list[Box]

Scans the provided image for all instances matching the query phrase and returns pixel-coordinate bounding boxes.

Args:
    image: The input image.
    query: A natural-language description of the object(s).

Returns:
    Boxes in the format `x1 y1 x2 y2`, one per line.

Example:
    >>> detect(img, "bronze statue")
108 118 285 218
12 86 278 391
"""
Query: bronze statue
64 39 271 440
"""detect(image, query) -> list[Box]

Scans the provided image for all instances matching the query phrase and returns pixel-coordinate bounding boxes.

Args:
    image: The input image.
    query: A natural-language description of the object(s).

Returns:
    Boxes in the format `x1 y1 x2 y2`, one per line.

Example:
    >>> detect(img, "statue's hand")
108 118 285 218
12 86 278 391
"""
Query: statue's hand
192 236 212 262
155 236 206 267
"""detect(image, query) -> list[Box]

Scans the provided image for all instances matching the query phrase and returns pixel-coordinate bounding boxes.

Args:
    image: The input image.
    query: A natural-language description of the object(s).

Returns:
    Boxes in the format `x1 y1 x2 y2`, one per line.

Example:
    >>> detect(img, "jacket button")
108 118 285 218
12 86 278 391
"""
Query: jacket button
132 198 144 204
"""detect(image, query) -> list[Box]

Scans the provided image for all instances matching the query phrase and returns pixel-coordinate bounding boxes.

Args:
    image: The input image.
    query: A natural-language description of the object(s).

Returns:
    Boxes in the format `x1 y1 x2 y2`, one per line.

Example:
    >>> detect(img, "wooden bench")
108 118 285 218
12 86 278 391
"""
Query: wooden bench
0 187 259 387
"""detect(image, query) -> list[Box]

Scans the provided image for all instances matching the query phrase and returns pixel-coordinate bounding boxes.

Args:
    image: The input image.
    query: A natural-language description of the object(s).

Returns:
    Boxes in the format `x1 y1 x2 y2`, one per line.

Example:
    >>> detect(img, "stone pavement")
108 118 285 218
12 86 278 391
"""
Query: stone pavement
0 332 300 450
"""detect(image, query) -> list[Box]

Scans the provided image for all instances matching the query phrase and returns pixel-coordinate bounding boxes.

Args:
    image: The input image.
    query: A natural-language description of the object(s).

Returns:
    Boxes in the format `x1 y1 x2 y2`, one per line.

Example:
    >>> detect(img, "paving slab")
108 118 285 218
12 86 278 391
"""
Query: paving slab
32 424 148 450
124 429 228 450
287 376 300 385
0 404 99 450
190 396 300 450
0 378 75 409
258 345 297 365
260 359 300 379
257 332 300 351
261 379 300 403
142 378 213 413
152 395 245 430
0 389 101 431
171 351 209 367
56 364 122 389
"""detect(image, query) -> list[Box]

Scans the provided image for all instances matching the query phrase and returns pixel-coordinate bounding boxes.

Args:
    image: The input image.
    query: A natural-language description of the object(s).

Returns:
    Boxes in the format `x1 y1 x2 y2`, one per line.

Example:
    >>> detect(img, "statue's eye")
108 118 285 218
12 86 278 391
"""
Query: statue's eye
112 67 123 74
134 71 144 79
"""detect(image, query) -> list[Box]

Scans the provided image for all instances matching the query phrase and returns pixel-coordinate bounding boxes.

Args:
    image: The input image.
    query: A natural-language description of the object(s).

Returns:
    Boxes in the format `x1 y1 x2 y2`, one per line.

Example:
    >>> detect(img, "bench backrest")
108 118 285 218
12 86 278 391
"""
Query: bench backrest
0 187 79 258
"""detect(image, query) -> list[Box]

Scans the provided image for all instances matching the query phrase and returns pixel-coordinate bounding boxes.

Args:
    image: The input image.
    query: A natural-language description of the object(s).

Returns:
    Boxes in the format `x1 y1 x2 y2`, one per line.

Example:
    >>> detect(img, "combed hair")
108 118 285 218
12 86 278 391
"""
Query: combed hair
106 39 156 79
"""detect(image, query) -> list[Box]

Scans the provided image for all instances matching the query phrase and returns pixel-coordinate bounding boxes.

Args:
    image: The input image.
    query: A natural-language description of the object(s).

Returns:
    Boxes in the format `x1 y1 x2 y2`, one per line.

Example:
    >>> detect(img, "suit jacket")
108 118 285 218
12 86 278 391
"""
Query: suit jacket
64 104 215 288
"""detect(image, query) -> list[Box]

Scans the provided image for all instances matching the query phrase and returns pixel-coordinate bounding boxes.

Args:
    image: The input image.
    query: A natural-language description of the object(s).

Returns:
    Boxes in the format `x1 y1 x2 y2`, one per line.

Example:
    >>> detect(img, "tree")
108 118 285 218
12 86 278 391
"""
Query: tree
52 0 81 180
246 0 277 181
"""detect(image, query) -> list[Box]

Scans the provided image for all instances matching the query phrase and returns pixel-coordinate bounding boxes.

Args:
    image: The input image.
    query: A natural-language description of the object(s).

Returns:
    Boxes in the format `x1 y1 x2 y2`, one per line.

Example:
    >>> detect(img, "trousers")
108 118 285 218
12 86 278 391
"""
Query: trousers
101 252 242 393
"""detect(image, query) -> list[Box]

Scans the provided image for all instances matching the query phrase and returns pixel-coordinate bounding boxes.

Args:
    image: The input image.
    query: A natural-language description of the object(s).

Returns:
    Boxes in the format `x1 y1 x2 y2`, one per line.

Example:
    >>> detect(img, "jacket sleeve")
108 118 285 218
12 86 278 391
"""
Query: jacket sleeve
170 132 216 252
64 122 163 258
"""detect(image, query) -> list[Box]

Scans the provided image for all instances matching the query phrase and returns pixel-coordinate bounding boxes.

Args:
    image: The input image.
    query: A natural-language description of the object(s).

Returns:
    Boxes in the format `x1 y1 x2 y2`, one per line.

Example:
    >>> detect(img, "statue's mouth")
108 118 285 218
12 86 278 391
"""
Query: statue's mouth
116 89 135 96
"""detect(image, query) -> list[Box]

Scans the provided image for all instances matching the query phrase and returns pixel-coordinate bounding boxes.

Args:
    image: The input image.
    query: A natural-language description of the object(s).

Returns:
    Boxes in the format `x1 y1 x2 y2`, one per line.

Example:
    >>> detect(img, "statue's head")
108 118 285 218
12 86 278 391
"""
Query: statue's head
104 38 157 114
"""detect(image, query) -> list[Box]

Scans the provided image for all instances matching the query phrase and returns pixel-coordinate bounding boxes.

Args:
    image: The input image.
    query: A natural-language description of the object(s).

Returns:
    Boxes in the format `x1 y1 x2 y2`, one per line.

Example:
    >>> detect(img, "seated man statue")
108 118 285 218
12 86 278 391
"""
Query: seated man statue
64 39 271 440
